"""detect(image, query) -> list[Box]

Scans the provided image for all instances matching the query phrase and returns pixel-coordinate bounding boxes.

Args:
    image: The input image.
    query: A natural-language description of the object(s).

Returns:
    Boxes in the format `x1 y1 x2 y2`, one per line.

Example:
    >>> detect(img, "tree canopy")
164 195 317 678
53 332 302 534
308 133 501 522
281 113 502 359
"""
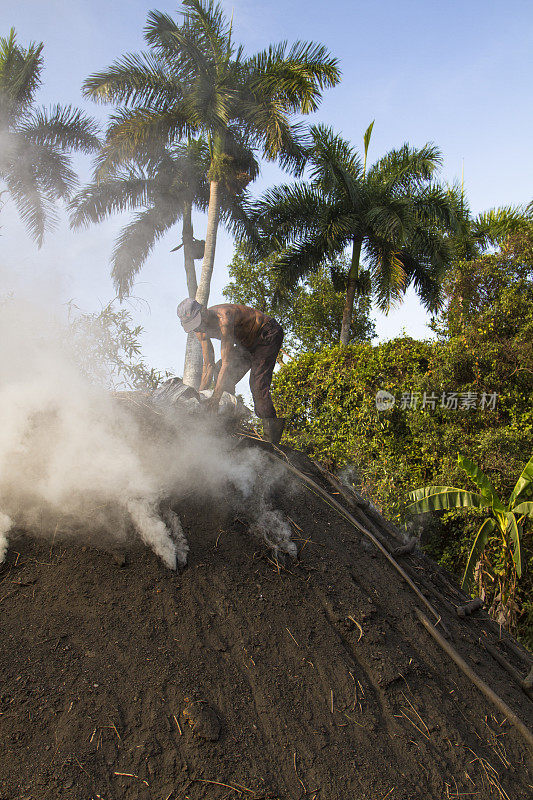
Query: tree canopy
243 123 459 344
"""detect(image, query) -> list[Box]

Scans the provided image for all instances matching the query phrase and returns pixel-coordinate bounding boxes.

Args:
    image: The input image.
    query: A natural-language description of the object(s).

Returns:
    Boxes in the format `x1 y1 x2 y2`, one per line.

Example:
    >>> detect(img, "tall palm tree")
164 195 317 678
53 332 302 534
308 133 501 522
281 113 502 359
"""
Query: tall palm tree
82 0 340 384
0 29 99 246
246 124 458 345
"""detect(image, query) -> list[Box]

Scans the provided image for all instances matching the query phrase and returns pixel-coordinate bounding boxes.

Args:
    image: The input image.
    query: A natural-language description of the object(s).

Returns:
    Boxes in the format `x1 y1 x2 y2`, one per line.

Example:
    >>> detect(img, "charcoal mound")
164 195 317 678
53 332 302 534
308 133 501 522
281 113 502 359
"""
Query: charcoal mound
1 436 532 800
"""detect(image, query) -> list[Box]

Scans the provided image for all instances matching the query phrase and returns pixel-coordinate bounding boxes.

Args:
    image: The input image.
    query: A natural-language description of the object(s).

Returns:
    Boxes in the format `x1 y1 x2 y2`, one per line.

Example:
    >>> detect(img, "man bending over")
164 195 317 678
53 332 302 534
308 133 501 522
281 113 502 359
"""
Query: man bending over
177 299 285 445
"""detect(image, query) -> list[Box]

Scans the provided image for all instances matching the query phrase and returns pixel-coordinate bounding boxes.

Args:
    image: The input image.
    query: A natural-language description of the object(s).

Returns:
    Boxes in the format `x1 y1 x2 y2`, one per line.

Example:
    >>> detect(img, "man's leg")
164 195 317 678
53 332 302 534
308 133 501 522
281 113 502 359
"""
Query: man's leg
249 325 284 425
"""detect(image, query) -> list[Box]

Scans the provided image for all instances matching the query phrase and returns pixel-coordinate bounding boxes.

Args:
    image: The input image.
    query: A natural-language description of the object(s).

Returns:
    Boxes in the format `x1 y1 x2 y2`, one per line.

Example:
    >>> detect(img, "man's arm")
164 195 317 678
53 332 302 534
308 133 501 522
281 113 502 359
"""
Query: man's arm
210 316 235 406
197 333 215 390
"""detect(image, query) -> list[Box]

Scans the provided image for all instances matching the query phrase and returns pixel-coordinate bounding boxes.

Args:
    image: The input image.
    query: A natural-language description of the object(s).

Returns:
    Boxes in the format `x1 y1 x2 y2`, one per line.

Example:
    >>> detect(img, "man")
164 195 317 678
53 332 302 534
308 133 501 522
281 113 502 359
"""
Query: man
177 298 285 445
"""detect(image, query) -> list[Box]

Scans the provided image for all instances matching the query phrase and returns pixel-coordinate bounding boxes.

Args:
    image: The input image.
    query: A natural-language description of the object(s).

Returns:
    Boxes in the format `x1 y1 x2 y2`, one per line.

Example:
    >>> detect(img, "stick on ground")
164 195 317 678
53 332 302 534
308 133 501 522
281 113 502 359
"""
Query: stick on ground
416 609 533 753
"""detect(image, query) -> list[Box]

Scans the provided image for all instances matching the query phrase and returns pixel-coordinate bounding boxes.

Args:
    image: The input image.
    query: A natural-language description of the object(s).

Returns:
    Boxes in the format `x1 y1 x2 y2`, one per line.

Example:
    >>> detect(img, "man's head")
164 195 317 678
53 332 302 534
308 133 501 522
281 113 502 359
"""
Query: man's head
177 298 205 332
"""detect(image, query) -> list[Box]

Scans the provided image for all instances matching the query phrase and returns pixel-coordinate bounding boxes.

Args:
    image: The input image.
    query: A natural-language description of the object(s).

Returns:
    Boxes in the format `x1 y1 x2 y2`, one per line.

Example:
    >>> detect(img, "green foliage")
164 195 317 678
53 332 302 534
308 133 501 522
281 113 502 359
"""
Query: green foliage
408 453 532 607
448 188 532 262
68 301 168 390
272 230 533 646
223 247 375 354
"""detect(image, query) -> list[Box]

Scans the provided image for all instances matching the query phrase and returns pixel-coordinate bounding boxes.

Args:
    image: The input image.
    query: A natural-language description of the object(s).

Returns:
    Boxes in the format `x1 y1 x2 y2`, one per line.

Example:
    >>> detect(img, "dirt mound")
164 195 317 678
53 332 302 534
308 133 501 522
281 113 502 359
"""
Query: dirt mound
1 435 532 800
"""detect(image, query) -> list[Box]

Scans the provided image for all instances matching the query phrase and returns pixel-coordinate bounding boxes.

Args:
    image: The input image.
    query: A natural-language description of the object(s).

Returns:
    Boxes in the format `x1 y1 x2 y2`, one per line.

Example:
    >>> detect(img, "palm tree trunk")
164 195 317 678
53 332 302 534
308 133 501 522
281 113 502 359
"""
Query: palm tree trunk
196 180 221 306
183 180 221 388
340 239 362 346
182 201 197 297
181 202 203 388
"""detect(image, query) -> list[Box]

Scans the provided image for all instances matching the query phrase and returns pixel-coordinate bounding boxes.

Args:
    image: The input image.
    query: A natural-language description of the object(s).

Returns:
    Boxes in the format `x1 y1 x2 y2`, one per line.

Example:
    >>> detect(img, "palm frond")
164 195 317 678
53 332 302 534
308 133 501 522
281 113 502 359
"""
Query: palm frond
472 204 531 249
94 106 194 178
27 141 78 198
18 104 100 153
111 202 179 299
363 119 374 173
365 237 407 312
244 40 340 116
219 192 259 247
273 232 339 291
249 181 323 244
145 8 218 84
397 249 444 314
410 183 459 232
5 165 56 247
308 124 362 187
0 28 43 116
70 172 153 228
83 51 181 108
397 221 453 313
181 0 233 63
369 142 442 193
285 40 341 93
364 199 406 242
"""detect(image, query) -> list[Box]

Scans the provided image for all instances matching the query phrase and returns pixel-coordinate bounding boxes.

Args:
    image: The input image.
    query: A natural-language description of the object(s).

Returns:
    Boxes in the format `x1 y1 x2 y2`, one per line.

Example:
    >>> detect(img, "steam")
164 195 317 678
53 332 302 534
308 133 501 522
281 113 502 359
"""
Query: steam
250 508 297 560
0 295 295 569
0 512 11 564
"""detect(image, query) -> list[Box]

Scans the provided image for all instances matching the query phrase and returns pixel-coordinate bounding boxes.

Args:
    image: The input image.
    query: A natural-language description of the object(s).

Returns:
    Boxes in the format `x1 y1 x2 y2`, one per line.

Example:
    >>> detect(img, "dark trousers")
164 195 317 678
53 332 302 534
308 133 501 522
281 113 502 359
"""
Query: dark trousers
214 320 284 418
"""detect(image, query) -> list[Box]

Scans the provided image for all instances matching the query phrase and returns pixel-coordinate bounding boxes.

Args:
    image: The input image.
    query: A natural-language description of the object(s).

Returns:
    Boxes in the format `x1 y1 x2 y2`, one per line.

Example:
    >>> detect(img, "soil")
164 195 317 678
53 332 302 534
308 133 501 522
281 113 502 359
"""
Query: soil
1 434 532 800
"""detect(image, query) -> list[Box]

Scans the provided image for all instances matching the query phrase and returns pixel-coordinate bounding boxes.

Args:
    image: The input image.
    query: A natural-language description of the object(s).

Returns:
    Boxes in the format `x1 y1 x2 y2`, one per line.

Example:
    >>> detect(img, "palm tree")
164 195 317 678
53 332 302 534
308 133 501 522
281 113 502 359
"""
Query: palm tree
82 0 340 384
245 123 458 345
70 137 258 384
0 28 99 246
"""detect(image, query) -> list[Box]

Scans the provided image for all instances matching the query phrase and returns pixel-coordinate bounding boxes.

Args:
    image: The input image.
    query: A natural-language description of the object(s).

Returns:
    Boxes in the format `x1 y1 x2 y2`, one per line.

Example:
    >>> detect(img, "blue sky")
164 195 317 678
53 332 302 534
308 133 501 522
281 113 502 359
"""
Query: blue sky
1 0 532 377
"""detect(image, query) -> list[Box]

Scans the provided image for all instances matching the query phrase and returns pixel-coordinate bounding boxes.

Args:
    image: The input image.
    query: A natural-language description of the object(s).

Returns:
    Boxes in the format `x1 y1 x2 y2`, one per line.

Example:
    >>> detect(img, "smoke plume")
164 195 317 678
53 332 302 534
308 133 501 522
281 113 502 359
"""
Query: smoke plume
0 295 296 569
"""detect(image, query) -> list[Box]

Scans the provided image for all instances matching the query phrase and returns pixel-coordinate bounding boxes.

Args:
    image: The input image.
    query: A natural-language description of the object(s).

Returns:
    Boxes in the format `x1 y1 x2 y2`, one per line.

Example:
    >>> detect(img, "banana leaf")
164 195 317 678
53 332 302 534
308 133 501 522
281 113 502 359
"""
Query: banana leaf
505 513 522 578
513 501 533 519
461 517 495 591
407 485 490 514
509 455 533 507
457 454 506 512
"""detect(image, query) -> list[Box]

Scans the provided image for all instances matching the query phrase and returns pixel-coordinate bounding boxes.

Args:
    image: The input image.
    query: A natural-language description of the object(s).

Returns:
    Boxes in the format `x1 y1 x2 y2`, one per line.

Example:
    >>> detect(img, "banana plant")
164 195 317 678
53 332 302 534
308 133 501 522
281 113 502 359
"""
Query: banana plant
407 454 533 592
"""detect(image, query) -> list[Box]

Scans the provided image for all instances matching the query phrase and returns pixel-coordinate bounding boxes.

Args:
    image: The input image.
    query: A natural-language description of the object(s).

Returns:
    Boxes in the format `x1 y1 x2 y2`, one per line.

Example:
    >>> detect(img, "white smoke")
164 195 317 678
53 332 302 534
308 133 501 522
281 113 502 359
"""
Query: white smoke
250 508 297 560
0 512 11 564
0 294 295 569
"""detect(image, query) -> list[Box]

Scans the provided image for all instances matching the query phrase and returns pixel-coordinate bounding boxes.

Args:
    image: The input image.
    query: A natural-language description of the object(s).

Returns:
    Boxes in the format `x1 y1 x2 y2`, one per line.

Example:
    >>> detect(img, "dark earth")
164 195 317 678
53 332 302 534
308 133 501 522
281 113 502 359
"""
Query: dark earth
1 434 532 800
